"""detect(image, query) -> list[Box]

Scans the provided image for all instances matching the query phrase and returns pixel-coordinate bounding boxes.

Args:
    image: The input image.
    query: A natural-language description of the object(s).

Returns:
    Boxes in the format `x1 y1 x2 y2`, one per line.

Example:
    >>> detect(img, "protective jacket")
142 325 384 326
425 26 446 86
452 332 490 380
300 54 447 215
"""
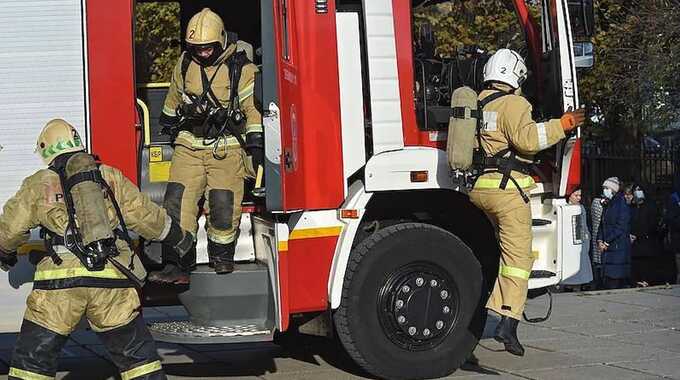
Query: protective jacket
161 44 262 150
0 165 172 289
473 86 565 193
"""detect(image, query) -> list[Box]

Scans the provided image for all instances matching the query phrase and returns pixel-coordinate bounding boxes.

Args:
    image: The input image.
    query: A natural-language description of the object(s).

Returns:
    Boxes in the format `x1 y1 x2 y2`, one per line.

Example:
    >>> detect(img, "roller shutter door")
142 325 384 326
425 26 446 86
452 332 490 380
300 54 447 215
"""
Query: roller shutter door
0 0 88 206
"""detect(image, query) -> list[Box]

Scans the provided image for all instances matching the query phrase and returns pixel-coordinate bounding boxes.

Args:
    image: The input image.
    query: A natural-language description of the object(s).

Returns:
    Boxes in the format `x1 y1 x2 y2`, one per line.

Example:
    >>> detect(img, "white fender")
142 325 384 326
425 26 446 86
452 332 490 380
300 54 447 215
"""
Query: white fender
364 147 458 192
328 181 373 309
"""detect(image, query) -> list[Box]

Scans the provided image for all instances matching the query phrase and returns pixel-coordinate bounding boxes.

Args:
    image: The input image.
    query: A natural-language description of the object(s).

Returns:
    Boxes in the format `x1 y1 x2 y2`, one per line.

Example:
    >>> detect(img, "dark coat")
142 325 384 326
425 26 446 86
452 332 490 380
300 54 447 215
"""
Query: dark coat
597 193 631 279
630 200 659 257
665 175 680 253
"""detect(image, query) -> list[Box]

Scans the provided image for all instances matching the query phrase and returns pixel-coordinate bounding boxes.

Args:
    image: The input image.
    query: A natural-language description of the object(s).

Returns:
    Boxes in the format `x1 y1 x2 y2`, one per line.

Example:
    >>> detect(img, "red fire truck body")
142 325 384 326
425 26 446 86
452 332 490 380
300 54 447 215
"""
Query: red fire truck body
0 0 594 378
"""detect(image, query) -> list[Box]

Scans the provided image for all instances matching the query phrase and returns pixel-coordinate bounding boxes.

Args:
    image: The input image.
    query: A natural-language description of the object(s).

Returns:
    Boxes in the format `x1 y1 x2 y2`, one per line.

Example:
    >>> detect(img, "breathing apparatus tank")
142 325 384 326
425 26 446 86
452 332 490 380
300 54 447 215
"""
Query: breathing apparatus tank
447 86 480 171
63 152 118 270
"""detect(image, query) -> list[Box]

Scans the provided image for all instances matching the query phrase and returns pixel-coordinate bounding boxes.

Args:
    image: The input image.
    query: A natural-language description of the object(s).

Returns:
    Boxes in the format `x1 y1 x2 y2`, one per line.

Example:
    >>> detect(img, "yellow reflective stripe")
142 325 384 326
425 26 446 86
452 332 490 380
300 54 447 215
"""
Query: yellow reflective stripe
120 361 162 380
238 83 255 102
499 265 531 280
278 241 289 252
475 176 535 189
177 131 243 149
162 106 176 117
9 367 53 380
246 124 263 134
34 267 126 281
137 82 170 89
289 226 343 240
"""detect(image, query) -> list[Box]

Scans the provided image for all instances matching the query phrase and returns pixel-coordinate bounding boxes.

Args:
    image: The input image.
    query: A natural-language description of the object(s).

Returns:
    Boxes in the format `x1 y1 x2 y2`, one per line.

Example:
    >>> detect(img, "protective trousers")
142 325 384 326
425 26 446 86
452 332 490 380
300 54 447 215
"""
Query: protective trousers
9 288 165 380
164 145 245 264
469 189 533 320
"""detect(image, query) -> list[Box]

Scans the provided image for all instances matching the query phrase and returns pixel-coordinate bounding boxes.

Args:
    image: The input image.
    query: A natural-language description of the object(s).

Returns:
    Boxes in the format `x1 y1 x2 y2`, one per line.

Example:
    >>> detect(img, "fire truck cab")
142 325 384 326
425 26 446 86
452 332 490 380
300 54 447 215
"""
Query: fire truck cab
0 0 594 378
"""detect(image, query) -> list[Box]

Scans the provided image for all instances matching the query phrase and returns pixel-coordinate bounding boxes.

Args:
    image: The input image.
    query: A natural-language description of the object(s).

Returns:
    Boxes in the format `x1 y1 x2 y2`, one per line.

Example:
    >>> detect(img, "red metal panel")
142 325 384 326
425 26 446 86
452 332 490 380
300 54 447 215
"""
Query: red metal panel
392 1 443 149
86 0 138 184
566 138 581 195
273 0 345 211
286 236 338 313
512 0 544 99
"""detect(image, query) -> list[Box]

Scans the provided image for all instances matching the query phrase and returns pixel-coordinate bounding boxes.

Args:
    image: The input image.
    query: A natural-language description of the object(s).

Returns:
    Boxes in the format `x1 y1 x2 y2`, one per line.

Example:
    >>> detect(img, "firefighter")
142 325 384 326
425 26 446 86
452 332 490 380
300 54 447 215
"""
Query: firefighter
148 8 263 283
468 49 586 356
0 119 194 380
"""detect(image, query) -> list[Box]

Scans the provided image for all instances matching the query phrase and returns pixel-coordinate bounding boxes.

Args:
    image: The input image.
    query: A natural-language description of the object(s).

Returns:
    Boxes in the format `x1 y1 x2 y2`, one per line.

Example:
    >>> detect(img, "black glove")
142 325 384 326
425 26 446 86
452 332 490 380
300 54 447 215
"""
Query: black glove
0 249 17 271
246 132 265 173
163 221 194 258
159 112 181 136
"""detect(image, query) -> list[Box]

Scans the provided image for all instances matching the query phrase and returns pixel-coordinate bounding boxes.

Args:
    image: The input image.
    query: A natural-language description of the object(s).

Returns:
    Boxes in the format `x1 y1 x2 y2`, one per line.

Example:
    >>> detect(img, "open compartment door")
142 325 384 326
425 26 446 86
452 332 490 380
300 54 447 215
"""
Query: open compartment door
540 0 581 197
267 0 345 212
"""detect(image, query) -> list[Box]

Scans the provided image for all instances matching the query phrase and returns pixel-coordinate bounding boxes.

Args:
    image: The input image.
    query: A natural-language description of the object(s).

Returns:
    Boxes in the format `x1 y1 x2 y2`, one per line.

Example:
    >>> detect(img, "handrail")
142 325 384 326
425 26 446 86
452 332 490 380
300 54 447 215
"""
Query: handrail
137 82 171 89
136 98 151 146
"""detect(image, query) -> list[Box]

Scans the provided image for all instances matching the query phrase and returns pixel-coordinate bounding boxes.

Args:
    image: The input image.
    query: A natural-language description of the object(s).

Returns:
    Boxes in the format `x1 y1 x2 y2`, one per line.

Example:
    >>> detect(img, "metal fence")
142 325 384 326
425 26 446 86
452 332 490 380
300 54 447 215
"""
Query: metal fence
581 142 680 206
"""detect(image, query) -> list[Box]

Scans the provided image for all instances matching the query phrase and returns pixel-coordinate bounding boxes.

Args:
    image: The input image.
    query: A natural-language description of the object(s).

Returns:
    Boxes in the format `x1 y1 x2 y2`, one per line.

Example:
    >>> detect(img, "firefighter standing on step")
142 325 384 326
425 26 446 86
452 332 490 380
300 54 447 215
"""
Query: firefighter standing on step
468 49 586 356
148 8 263 283
0 119 194 380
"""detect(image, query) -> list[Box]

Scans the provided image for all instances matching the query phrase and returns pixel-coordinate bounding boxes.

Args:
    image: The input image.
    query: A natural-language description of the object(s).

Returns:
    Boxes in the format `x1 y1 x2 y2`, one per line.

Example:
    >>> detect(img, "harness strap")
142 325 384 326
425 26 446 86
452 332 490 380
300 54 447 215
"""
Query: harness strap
62 169 104 193
474 91 532 203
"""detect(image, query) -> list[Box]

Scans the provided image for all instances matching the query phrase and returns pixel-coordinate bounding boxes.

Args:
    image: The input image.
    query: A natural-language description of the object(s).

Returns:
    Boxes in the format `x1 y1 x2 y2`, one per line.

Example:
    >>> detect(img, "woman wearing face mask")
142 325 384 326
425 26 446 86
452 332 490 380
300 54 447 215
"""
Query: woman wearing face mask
628 184 659 286
596 177 632 289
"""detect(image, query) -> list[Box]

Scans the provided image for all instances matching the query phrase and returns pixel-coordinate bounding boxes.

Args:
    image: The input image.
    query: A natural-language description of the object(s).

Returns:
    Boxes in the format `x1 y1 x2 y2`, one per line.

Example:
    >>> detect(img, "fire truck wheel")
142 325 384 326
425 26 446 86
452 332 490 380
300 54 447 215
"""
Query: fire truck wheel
334 222 483 380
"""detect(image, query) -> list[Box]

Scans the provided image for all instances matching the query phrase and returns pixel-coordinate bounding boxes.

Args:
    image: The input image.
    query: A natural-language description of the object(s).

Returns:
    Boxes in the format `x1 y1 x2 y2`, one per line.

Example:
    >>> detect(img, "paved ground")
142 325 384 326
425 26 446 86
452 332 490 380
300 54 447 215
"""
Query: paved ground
1 286 679 380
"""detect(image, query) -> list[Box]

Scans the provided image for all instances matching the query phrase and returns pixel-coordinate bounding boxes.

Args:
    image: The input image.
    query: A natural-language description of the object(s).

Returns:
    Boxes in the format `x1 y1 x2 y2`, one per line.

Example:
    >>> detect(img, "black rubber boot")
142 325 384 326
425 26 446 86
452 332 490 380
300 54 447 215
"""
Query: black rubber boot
494 316 525 356
208 240 235 274
147 263 190 285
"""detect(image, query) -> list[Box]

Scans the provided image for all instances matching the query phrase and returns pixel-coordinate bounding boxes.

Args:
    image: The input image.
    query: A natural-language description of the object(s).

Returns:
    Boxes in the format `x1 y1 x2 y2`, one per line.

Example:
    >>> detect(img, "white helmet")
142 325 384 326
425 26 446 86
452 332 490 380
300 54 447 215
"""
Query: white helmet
483 49 528 89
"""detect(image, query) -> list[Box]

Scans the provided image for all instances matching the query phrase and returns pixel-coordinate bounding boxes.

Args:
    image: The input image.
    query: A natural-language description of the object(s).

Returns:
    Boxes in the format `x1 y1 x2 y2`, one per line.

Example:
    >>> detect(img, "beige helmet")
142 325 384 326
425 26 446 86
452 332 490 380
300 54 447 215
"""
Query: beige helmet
186 8 226 48
36 119 85 165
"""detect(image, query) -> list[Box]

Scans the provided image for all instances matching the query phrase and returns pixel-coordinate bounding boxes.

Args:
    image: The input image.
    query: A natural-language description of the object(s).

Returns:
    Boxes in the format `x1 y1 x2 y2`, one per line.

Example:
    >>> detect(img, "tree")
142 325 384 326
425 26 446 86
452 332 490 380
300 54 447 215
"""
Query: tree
413 1 534 57
135 2 181 84
580 0 680 142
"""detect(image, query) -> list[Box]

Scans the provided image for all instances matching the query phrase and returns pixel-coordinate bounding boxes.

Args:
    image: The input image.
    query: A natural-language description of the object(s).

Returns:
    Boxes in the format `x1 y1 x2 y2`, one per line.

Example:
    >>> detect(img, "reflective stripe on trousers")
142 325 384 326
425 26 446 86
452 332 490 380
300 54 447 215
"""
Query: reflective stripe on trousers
499 265 531 280
120 360 163 380
8 367 53 380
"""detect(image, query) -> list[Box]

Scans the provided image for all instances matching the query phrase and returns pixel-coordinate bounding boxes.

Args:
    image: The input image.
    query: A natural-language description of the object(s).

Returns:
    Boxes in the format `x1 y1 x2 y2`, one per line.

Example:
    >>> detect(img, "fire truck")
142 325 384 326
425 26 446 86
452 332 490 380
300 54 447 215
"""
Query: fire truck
0 0 594 378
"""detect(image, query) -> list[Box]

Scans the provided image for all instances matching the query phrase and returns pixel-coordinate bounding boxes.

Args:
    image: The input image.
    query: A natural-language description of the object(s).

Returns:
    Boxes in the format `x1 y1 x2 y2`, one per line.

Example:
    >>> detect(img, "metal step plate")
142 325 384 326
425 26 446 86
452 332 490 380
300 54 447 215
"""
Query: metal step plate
149 320 273 344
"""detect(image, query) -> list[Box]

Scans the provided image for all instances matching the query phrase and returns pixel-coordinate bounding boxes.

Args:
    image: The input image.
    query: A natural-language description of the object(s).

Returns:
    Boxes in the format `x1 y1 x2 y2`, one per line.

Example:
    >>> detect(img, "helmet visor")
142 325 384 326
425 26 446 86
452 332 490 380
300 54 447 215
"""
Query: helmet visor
188 42 223 66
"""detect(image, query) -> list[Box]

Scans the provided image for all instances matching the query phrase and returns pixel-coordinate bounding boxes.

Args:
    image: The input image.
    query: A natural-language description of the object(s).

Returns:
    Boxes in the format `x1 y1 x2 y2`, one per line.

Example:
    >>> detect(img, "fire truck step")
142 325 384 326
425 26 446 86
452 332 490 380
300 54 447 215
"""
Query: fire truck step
530 270 557 279
148 320 273 344
148 262 276 344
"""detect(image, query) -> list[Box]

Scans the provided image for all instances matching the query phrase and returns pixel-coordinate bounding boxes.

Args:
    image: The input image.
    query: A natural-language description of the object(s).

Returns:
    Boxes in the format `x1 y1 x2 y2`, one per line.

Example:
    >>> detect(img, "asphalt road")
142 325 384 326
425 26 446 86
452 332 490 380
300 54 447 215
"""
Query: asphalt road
1 286 679 380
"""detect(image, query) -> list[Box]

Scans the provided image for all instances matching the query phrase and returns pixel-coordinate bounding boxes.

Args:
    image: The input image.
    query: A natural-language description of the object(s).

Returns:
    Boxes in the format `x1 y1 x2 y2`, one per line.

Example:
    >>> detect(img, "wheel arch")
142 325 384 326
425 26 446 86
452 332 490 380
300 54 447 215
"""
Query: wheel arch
329 185 500 309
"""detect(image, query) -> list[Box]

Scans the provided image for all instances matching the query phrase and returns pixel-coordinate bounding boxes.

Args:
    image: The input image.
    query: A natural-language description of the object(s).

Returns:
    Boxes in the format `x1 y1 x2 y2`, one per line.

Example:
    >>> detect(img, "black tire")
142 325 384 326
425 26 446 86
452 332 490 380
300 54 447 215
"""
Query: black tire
334 223 484 380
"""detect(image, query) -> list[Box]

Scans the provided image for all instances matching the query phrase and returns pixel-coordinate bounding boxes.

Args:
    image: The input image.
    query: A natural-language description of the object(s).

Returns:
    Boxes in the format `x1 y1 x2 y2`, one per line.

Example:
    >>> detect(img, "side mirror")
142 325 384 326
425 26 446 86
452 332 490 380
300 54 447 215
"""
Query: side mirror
568 0 595 38
573 42 594 68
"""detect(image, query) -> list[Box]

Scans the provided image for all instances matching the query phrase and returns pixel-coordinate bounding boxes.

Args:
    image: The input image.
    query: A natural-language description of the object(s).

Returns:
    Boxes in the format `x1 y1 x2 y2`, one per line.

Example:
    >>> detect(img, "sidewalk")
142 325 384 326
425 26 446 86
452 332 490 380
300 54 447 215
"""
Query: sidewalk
1 286 679 380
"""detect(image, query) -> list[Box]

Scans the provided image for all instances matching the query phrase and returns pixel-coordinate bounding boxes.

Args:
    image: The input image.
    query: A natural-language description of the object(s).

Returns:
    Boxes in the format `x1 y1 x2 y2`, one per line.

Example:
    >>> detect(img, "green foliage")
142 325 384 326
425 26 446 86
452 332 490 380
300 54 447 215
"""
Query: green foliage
580 0 680 141
135 2 181 84
413 1 537 58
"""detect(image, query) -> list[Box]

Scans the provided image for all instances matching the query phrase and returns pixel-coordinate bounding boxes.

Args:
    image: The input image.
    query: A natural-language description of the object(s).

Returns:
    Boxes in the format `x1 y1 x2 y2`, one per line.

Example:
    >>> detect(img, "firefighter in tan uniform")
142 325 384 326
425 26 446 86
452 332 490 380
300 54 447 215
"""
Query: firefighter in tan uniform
149 8 263 282
0 120 193 380
469 49 585 356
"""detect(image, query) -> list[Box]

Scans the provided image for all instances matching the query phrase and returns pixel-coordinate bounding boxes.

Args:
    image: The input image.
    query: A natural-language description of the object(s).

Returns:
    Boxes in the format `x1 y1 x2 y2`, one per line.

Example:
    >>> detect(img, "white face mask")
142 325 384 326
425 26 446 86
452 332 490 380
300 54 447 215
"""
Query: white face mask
603 187 614 199
634 190 645 199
